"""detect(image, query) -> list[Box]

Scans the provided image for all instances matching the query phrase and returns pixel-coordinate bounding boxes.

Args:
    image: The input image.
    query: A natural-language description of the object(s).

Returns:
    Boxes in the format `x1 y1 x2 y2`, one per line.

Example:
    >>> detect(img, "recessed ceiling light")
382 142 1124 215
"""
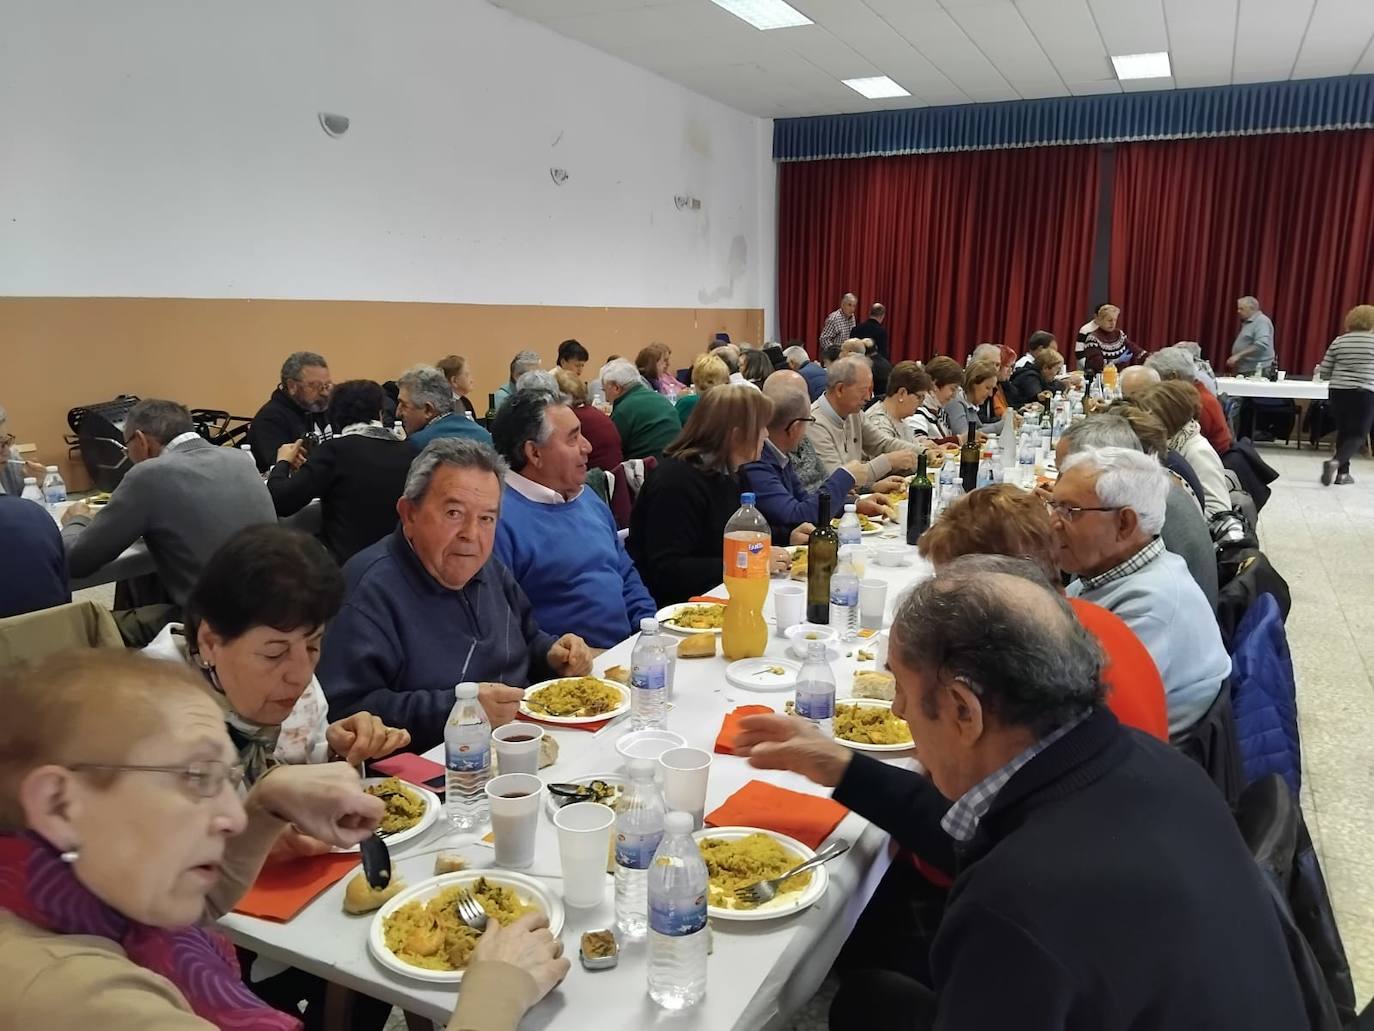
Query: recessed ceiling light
841 76 911 100
708 0 812 31
1111 51 1171 80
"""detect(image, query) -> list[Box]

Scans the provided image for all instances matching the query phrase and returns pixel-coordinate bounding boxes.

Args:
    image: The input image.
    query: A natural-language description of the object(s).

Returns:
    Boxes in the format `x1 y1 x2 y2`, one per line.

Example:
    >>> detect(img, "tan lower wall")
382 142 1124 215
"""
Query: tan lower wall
2 297 763 490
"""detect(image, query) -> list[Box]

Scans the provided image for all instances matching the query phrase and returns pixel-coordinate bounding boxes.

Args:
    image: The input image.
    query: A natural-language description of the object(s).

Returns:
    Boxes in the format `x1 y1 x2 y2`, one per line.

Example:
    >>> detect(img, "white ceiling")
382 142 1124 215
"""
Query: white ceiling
488 0 1374 118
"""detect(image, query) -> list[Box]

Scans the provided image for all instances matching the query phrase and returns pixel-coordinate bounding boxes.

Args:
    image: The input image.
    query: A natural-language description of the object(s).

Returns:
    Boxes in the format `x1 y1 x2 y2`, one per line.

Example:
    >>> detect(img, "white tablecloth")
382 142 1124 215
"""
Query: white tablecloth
1215 376 1329 401
220 539 935 1029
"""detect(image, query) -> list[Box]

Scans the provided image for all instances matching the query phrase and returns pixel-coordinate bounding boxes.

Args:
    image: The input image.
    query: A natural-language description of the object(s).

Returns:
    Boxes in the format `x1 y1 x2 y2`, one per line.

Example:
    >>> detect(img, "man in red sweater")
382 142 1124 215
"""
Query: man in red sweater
1148 346 1232 454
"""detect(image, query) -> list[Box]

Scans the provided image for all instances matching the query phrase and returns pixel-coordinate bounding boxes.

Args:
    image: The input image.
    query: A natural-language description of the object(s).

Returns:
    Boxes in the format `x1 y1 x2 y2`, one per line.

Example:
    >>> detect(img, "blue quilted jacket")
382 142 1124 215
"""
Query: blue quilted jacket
1229 593 1301 794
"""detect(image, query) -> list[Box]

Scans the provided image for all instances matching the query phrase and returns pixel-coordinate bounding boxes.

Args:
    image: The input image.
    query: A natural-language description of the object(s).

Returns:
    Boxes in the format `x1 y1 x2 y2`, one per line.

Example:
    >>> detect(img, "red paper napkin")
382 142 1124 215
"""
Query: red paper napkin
233 853 360 922
516 712 613 734
714 704 775 755
706 780 848 850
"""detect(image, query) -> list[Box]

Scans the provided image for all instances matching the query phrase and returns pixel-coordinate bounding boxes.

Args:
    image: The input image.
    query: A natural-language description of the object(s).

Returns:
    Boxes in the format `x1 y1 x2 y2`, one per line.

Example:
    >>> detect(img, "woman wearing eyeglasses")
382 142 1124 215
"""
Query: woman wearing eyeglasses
144 524 410 863
0 650 569 1031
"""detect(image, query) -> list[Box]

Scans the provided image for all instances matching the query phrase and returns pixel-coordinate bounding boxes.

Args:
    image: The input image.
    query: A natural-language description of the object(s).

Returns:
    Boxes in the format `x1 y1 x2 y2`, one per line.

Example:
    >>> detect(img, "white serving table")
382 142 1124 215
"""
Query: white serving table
221 537 934 1030
1215 375 1329 401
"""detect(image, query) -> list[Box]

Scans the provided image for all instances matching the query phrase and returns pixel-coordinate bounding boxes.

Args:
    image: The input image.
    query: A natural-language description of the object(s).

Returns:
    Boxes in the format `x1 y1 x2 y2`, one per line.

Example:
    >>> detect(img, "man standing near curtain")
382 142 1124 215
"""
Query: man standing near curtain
1227 296 1275 375
819 293 857 352
853 302 889 360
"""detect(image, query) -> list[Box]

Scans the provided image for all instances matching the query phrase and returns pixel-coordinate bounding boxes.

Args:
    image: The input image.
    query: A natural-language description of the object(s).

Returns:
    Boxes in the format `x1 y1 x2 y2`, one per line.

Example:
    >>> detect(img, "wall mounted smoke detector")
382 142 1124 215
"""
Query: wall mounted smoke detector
318 113 350 138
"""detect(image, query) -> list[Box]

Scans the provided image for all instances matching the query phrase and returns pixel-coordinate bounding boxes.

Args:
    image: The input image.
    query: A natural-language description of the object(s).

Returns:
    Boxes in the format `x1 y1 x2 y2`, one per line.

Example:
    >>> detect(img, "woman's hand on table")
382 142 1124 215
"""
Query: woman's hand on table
548 634 592 676
479 683 527 728
788 523 814 547
327 713 411 764
251 762 384 849
856 497 896 522
734 713 853 788
769 547 793 575
471 911 570 1007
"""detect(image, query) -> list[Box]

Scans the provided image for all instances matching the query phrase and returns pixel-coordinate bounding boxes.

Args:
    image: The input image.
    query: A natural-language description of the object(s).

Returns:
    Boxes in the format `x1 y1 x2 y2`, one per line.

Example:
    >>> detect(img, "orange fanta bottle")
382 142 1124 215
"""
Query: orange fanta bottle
722 492 770 660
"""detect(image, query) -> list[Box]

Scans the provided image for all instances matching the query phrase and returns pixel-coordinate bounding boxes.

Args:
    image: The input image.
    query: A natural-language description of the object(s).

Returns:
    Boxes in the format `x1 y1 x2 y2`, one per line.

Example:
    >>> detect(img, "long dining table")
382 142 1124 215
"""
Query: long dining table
220 529 934 1031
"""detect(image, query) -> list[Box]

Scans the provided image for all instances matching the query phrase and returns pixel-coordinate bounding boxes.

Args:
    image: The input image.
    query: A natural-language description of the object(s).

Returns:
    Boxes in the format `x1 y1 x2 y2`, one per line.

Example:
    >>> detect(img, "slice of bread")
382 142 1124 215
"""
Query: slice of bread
677 634 717 659
603 665 631 685
852 670 896 701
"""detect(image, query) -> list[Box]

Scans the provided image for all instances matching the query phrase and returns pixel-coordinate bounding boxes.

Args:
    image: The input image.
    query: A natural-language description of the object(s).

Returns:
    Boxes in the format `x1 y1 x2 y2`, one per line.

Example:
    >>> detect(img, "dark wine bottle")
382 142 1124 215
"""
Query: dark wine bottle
485 392 498 429
807 489 839 625
959 421 980 494
906 452 933 545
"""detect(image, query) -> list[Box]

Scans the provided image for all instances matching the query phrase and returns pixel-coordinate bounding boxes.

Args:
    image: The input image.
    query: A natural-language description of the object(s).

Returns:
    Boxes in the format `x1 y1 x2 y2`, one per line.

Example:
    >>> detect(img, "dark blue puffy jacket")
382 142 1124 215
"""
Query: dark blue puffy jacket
1230 593 1301 794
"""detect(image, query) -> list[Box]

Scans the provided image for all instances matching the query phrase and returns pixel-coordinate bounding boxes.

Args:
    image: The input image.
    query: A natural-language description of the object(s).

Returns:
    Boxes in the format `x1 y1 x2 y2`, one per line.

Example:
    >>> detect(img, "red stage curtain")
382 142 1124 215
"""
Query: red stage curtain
778 146 1099 364
1110 130 1374 373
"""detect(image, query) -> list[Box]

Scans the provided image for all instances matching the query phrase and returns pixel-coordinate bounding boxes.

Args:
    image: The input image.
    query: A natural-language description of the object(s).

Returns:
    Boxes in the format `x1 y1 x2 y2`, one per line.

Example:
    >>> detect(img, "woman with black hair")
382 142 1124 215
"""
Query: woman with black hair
267 379 414 562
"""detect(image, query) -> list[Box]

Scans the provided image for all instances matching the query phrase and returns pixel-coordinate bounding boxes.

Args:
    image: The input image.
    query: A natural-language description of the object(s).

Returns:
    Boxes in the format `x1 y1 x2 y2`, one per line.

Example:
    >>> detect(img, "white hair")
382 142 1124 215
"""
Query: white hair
515 369 563 396
1175 340 1203 359
1144 346 1196 382
397 364 455 415
599 358 642 390
783 345 810 368
826 354 871 389
1237 296 1260 312
969 343 1001 367
1061 447 1167 537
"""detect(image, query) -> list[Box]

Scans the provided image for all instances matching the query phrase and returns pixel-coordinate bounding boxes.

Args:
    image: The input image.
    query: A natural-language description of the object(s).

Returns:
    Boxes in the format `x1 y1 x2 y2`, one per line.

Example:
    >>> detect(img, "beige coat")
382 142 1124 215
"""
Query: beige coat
806 396 908 486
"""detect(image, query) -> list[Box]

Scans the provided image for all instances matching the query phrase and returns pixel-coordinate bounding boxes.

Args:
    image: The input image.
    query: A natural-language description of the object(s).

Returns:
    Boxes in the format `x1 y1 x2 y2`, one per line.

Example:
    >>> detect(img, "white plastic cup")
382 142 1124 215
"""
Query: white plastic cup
1276 370 1287 381
553 801 616 909
492 723 544 776
485 774 543 869
658 747 712 830
772 583 805 637
859 578 889 630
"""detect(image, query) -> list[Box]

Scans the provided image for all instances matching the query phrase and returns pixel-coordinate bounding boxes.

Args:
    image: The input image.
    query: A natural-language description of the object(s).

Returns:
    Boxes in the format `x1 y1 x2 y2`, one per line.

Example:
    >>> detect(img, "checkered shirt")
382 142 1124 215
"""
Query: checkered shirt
1076 537 1165 593
819 308 856 351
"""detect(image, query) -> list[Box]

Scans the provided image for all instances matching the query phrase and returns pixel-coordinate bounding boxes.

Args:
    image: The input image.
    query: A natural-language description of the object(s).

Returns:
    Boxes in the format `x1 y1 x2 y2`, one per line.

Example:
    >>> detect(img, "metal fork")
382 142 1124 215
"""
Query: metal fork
733 839 851 906
454 888 489 931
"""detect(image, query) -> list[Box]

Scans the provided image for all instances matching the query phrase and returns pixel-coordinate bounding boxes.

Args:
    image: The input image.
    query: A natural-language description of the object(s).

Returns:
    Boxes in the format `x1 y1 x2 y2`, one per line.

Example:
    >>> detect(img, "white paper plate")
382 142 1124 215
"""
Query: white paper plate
342 778 441 853
519 678 630 725
693 826 828 921
656 602 725 635
543 772 626 818
369 870 565 984
725 657 801 692
835 698 915 753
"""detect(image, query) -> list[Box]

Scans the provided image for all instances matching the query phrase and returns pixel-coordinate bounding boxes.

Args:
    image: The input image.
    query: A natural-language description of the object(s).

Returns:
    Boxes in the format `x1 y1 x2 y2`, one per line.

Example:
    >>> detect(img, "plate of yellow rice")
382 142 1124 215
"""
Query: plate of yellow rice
691 827 828 920
369 871 564 983
520 677 630 725
834 699 915 752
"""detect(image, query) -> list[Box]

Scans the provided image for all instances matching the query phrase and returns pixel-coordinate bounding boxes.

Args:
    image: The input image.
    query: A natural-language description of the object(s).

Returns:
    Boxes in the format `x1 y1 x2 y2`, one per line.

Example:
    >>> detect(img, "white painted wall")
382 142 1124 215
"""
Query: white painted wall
1 0 775 322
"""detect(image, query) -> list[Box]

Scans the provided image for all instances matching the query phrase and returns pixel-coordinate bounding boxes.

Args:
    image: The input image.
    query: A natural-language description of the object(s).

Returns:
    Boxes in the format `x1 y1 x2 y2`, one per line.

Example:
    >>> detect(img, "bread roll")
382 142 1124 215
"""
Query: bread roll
603 665 631 686
342 870 404 914
852 670 896 701
677 634 716 659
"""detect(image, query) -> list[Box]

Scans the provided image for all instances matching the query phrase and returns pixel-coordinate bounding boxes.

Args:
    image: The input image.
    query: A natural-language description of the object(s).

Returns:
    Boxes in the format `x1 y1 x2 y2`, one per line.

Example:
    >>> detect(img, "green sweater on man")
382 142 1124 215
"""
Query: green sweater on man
610 383 680 459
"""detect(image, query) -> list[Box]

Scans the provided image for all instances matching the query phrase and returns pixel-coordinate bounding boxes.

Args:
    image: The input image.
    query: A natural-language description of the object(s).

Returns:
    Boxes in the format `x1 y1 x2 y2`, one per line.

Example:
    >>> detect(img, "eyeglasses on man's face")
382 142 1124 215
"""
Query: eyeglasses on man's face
1044 500 1121 522
786 416 816 431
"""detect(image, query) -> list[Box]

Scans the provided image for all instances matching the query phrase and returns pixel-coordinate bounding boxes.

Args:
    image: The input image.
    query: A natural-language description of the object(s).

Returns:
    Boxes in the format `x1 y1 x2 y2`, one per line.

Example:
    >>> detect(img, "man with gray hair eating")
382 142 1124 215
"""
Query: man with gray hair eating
733 554 1302 1030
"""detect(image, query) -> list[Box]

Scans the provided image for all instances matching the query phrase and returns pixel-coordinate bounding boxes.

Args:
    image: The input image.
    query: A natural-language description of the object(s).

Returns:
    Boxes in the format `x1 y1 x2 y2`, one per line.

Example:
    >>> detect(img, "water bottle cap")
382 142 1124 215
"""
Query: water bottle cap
663 811 692 835
845 504 857 512
806 640 828 659
454 682 479 699
45 465 58 473
740 492 756 505
628 759 656 781
23 477 37 485
640 617 659 634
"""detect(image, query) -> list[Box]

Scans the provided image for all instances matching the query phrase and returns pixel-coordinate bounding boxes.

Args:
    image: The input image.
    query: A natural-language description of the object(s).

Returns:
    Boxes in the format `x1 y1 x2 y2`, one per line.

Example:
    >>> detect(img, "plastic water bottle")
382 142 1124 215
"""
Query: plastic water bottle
615 760 666 941
829 552 859 640
393 419 406 440
794 640 836 738
630 618 669 730
444 682 492 830
837 504 863 548
647 811 709 1010
41 466 66 506
20 477 44 507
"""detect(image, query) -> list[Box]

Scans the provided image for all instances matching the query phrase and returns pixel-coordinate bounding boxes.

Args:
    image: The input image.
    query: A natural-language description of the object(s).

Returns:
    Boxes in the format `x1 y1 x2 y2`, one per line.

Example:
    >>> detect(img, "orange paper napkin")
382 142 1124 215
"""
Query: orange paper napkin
706 780 849 850
233 853 360 922
714 704 775 755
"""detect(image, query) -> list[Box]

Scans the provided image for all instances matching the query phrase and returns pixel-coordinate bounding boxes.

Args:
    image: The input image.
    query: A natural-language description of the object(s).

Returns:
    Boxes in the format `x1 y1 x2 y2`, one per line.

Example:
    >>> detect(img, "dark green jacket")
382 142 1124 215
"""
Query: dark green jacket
610 384 681 459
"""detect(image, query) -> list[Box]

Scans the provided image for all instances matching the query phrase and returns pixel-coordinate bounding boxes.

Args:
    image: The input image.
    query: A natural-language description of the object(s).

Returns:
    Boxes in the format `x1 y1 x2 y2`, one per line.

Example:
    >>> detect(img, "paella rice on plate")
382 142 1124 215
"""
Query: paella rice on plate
382 878 538 971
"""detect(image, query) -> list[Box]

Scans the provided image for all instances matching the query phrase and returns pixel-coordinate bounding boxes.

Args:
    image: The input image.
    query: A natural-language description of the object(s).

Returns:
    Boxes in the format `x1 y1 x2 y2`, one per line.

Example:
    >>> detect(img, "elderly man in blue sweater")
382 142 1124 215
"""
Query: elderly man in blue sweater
1052 446 1230 736
319 438 592 751
491 388 656 648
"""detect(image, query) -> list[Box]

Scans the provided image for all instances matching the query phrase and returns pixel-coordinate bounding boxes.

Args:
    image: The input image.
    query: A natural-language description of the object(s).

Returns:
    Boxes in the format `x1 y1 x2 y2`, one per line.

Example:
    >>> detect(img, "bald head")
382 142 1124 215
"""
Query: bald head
762 372 810 429
1119 365 1159 398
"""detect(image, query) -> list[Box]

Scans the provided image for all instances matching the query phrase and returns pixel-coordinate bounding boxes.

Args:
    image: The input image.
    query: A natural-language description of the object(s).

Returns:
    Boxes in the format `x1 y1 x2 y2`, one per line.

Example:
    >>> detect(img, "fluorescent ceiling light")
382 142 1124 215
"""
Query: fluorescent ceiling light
1111 51 1171 80
842 76 911 100
708 0 812 31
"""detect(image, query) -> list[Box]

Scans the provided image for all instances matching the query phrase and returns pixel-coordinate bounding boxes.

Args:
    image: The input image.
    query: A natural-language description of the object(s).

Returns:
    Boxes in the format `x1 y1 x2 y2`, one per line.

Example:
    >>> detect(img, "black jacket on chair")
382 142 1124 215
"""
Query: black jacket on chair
267 431 413 563
832 708 1307 1030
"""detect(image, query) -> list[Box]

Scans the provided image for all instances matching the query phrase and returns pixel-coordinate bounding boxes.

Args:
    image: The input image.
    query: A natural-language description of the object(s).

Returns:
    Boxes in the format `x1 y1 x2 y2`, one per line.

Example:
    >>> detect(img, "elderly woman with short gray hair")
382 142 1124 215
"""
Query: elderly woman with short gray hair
397 364 492 451
319 437 592 751
1144 345 1232 455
